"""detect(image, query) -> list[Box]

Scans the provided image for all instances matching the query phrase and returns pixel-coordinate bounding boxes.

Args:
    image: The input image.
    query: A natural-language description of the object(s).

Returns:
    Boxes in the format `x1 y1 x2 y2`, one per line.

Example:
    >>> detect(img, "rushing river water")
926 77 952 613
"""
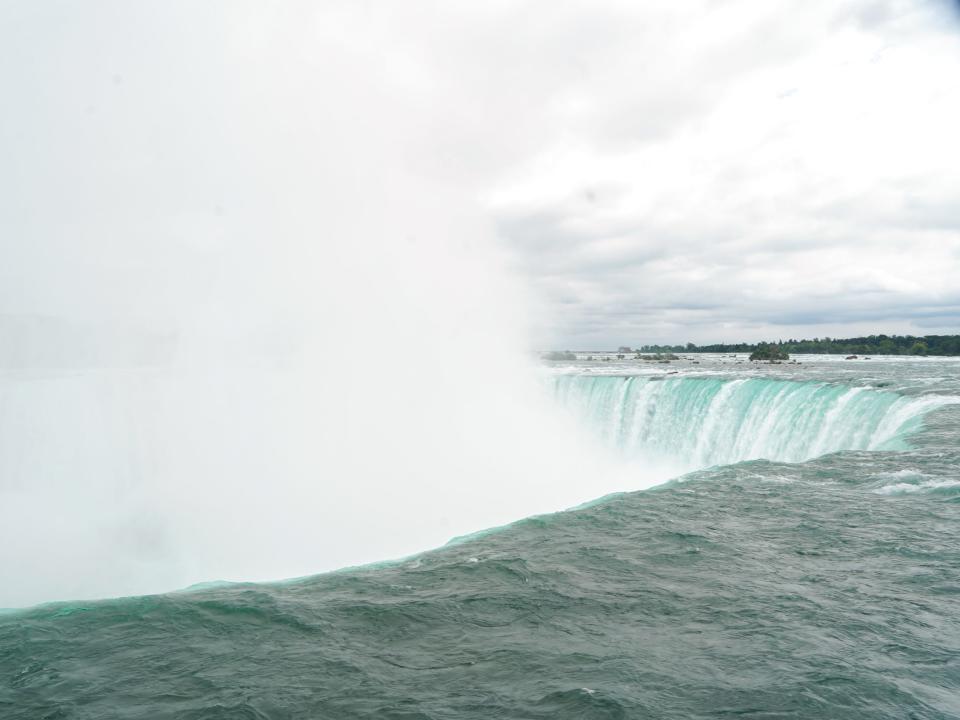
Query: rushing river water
2 355 959 719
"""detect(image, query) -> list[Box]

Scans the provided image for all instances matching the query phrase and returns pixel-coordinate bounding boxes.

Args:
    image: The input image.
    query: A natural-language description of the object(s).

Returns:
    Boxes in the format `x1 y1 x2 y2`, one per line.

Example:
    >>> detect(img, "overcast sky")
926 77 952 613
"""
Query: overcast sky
481 0 960 348
2 0 959 353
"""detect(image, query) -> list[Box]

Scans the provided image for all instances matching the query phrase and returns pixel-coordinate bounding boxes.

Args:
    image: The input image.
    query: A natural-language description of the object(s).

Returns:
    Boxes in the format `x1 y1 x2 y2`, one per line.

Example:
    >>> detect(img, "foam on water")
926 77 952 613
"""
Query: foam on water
873 479 960 494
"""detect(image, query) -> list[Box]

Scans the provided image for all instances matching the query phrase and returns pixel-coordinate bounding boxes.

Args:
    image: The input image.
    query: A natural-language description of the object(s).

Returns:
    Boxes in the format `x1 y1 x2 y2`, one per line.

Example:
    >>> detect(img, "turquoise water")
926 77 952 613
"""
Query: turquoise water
550 375 948 466
2 356 959 718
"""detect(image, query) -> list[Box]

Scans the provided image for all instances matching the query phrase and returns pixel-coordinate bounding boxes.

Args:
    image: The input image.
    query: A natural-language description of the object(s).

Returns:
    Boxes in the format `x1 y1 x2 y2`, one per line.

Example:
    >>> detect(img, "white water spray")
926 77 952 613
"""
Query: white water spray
0 4 634 608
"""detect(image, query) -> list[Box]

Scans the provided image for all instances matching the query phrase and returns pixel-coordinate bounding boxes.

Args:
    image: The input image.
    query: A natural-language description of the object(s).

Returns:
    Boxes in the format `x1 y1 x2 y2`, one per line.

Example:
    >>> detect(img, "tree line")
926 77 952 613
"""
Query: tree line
637 334 960 356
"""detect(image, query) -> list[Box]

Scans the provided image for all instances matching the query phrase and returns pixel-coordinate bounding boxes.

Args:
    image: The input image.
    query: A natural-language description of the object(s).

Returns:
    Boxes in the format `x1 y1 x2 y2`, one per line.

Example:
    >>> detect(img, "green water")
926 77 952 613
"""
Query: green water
2 356 959 719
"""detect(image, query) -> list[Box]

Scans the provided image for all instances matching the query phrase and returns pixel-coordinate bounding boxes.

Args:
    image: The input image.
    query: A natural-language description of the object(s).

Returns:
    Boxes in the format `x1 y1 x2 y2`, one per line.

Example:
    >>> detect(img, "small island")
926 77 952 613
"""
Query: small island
749 344 790 362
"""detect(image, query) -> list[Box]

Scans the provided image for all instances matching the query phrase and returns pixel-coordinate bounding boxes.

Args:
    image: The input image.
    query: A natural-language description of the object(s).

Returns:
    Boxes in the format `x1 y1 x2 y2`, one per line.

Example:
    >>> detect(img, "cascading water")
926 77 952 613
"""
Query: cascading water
551 375 952 471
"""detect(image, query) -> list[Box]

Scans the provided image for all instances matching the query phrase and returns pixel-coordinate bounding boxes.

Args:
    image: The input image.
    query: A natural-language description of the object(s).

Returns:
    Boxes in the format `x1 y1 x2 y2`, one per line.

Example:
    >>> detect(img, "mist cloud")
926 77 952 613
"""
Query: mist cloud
0 1 642 607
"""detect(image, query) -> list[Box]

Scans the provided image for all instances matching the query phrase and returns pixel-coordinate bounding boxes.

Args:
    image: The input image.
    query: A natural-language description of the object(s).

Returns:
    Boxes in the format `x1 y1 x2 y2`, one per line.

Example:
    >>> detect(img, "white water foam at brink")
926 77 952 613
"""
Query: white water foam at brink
551 375 960 474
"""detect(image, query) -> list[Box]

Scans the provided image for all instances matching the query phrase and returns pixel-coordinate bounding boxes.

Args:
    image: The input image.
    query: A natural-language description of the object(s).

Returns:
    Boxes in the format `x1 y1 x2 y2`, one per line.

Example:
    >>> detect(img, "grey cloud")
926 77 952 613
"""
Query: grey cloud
487 1 960 347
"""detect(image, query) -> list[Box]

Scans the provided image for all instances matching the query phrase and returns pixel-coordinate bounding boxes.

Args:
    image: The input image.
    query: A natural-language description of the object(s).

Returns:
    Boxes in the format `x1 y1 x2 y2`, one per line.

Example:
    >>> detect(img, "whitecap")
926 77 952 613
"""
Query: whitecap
872 479 960 495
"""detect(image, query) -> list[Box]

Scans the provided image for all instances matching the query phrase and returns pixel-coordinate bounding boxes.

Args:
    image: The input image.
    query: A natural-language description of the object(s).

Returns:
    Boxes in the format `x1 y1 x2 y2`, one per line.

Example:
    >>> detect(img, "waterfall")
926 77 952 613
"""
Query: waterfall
551 375 951 470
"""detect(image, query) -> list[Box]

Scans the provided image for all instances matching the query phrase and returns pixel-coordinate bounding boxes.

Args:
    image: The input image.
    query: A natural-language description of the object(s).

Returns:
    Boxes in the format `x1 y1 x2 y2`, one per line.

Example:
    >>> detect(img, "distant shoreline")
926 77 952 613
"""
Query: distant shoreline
546 335 960 357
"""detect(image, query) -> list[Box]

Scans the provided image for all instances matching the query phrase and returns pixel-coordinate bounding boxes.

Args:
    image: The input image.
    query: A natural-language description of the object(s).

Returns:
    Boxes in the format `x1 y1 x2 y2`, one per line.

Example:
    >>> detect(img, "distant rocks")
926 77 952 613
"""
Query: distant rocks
544 350 577 361
635 353 679 362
